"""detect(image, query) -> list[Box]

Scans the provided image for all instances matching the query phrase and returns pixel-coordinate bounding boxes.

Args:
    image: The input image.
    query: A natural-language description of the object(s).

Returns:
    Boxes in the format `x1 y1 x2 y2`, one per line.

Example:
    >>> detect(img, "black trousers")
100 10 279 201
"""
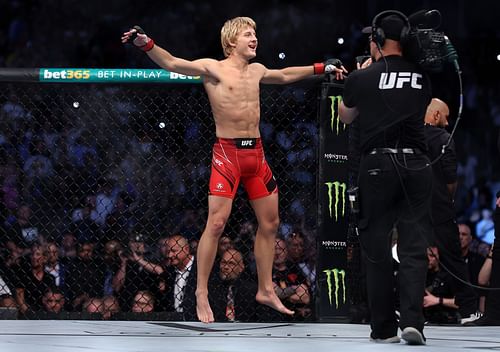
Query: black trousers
358 152 432 338
433 220 478 317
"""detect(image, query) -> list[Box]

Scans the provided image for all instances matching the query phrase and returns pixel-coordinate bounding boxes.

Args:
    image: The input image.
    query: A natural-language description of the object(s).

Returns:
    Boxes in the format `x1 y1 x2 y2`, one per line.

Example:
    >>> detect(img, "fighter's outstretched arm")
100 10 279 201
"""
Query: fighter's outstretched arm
260 59 347 84
121 26 217 78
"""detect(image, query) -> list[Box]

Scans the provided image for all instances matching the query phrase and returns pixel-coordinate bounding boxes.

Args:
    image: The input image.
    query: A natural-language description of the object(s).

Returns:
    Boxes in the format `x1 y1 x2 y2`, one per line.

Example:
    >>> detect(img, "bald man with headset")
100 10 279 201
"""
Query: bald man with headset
340 11 431 345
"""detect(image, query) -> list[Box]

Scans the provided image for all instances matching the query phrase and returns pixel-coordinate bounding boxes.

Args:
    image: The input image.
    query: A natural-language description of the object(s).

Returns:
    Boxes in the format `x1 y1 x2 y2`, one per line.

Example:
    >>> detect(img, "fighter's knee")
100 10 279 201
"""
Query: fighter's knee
208 217 227 236
261 216 279 233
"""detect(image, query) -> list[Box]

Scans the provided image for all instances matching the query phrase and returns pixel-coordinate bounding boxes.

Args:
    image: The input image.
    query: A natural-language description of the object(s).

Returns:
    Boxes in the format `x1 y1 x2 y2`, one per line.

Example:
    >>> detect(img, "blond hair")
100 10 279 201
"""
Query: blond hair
220 17 256 57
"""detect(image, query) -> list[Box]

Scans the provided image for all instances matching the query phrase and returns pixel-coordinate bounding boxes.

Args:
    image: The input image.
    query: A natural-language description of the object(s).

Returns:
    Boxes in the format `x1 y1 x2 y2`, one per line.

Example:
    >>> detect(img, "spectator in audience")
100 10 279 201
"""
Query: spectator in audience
113 233 159 311
131 290 155 313
477 244 494 312
93 178 117 226
12 243 55 315
64 241 105 311
59 230 77 259
103 239 122 296
83 297 104 315
6 204 42 252
0 294 17 309
459 223 487 288
44 241 67 288
423 247 459 324
104 191 135 243
102 295 120 320
177 208 202 241
286 232 316 293
155 235 197 319
0 274 16 308
211 248 264 322
478 244 494 288
272 238 311 320
465 192 500 326
155 237 171 267
476 209 495 245
23 137 54 179
42 286 66 314
217 235 235 258
1 159 20 212
71 194 100 243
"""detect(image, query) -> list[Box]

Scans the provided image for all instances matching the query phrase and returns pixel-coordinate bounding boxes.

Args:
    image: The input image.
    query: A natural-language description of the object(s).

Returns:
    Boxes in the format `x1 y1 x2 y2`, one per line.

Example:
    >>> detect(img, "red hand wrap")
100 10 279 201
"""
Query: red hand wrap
140 39 155 52
313 63 325 75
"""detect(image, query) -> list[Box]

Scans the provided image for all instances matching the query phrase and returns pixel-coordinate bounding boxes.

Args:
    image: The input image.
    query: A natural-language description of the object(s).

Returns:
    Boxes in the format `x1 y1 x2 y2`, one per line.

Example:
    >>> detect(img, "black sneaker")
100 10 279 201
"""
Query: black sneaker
401 327 426 345
460 311 483 325
463 315 500 326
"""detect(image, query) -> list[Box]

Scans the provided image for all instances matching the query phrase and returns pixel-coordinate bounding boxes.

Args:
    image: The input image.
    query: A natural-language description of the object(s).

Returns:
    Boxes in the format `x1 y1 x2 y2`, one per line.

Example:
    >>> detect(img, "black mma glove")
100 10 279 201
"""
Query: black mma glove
313 58 343 74
124 25 155 52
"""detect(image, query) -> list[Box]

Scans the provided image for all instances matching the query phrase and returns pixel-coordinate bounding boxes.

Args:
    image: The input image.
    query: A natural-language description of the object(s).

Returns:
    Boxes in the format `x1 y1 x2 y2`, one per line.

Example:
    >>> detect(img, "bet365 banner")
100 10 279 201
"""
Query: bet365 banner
317 81 349 320
39 68 202 83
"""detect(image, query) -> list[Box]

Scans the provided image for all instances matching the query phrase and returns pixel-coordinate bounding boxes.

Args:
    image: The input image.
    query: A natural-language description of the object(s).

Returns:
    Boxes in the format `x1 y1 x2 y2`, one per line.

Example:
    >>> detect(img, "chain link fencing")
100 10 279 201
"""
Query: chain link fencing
0 81 325 321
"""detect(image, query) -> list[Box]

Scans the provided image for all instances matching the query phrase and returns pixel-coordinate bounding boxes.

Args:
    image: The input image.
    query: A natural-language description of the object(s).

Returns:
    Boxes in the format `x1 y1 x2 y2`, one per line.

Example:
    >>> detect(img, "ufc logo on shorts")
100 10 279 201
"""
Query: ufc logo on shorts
214 158 223 166
240 140 253 146
378 72 422 90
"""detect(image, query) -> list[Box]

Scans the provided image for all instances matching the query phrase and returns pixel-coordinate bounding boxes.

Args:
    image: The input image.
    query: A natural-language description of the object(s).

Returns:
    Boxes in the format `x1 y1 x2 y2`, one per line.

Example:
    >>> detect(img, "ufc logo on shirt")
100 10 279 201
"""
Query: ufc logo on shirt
378 72 422 90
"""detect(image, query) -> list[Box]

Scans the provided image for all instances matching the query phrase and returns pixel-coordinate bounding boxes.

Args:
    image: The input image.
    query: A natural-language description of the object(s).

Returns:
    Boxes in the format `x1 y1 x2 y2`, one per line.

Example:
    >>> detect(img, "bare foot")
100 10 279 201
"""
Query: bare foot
196 291 214 323
256 290 294 316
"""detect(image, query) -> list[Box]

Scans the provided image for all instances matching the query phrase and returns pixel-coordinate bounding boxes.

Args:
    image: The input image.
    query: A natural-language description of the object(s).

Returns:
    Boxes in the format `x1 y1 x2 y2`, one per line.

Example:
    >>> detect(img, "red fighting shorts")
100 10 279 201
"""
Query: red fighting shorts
209 138 278 200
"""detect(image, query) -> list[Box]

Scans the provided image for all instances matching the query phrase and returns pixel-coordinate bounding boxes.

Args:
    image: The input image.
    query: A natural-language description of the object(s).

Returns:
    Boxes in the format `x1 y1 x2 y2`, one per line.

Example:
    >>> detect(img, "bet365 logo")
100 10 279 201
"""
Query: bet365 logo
325 181 346 222
328 95 346 135
323 268 346 309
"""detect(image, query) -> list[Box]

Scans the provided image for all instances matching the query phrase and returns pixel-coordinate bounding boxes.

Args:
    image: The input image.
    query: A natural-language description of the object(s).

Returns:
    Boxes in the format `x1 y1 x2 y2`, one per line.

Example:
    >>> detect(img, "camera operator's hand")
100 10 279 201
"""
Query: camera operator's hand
356 58 372 70
121 25 155 52
356 55 372 70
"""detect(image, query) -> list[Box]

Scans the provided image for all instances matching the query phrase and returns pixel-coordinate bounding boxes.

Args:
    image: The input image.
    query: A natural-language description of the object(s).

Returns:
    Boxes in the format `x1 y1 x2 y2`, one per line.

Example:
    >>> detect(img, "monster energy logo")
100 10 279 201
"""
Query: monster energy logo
328 95 346 135
325 181 346 221
323 268 346 309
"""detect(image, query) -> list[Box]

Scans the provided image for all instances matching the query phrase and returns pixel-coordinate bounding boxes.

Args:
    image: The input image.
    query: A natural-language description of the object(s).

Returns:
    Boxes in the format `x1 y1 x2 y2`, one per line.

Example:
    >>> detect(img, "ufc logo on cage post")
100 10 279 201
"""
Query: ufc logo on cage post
378 72 423 90
324 181 346 222
328 95 346 135
323 268 346 309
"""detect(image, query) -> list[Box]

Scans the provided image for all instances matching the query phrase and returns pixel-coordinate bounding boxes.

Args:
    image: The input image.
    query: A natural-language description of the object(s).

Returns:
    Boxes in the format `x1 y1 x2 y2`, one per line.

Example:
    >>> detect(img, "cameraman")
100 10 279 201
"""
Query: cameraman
339 11 432 345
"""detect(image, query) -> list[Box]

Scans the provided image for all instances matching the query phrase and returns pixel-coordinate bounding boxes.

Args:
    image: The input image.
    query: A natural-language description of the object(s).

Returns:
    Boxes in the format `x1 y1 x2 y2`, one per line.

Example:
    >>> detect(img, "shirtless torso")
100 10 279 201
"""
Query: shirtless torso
203 61 263 138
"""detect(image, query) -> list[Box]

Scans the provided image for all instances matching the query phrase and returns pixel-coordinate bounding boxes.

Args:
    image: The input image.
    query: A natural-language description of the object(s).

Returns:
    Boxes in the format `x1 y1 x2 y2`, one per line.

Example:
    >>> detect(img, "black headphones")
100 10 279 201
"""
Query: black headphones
371 10 410 48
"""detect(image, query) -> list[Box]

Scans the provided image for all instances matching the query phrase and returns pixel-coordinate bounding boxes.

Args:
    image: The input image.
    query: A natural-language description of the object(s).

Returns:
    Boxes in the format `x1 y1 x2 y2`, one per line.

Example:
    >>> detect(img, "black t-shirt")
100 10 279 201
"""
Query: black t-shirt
425 268 458 323
425 124 457 223
343 55 431 153
12 258 55 312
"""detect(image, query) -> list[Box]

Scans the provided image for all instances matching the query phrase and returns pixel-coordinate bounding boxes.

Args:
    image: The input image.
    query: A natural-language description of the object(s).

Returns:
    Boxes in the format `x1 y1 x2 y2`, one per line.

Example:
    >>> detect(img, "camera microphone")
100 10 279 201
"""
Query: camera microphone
444 35 460 72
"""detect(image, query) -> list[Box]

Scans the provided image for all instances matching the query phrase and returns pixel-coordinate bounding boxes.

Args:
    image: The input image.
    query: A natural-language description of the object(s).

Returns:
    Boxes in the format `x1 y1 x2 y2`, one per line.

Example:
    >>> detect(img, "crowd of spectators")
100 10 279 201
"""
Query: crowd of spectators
0 0 498 322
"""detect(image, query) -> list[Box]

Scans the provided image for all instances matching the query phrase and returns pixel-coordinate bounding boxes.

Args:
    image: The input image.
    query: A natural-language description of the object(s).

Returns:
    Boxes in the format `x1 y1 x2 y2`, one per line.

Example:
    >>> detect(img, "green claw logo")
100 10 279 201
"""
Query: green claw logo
323 268 346 309
328 95 346 135
325 181 346 221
